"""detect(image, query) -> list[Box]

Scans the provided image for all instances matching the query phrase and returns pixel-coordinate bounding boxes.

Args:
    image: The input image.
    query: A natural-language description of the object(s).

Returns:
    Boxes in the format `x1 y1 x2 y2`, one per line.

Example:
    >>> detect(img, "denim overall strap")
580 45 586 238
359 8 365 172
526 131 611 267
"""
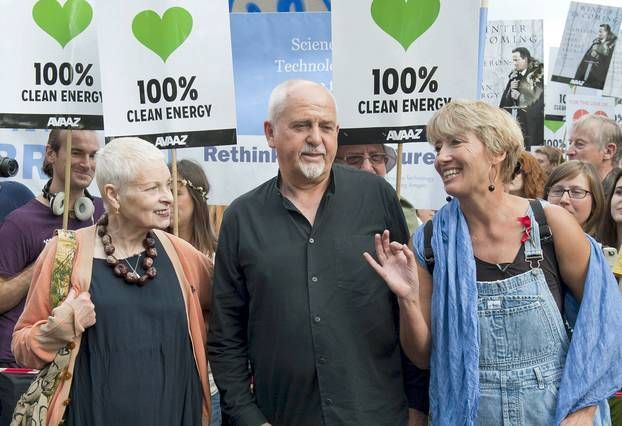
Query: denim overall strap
523 204 543 268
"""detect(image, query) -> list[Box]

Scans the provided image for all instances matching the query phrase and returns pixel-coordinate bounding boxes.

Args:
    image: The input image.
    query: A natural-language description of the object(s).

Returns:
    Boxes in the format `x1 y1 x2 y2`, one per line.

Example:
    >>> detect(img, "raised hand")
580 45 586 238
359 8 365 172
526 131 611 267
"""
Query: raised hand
363 230 419 300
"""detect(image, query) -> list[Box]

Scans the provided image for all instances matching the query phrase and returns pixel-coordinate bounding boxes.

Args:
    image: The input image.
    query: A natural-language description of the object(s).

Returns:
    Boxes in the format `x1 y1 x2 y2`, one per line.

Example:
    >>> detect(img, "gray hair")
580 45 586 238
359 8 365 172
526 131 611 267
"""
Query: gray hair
267 79 336 124
572 114 622 163
95 138 164 195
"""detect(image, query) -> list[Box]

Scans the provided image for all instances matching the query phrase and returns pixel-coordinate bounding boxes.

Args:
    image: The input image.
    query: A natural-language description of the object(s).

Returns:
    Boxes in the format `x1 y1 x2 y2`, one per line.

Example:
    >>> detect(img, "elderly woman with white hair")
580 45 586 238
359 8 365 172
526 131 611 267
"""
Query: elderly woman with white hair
12 138 212 425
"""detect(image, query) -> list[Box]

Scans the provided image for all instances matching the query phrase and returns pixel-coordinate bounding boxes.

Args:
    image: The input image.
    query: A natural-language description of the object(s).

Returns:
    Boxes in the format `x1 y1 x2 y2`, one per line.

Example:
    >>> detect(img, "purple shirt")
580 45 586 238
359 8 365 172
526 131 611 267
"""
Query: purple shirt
0 197 104 366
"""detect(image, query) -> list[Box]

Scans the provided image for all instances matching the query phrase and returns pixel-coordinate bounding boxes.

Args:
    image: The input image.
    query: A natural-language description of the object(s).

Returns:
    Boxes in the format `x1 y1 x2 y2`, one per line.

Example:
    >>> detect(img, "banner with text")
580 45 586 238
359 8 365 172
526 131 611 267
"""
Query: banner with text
481 19 544 149
331 0 481 144
564 94 616 139
551 2 622 91
96 0 237 147
0 0 103 129
2 12 446 208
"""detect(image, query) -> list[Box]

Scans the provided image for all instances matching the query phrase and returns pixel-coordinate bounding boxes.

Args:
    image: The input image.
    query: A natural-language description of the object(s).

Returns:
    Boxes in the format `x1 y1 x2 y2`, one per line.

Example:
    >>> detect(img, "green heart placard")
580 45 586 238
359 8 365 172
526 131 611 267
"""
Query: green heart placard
32 0 93 48
371 0 440 51
544 119 564 133
132 7 193 63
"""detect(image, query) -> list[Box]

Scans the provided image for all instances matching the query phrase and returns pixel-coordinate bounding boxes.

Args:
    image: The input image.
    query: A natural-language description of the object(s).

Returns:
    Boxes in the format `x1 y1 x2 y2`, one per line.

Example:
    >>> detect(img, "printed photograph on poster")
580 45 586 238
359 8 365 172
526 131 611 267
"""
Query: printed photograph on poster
481 20 543 149
603 27 622 98
551 2 622 90
0 0 103 129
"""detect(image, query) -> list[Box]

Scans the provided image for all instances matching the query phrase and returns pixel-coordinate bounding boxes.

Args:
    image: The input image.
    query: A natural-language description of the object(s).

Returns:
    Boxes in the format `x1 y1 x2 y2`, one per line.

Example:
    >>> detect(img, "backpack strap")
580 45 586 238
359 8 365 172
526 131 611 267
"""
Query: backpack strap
423 220 434 274
423 201 551 277
528 199 552 243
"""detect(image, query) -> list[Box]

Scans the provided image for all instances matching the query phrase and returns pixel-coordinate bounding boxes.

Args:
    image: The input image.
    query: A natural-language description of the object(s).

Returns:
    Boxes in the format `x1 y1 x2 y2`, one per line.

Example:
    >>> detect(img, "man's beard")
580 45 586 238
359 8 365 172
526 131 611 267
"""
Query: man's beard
299 160 325 180
298 143 327 180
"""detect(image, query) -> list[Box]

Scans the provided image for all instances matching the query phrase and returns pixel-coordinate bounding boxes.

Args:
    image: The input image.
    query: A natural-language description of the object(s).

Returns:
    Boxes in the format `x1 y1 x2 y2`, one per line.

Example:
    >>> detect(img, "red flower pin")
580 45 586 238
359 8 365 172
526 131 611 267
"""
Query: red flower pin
517 215 532 244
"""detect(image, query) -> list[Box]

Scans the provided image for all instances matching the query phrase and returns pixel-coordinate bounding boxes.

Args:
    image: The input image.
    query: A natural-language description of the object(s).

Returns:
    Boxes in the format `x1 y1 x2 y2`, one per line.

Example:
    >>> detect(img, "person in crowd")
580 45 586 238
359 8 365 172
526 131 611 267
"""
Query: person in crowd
574 23 617 90
168 159 220 426
0 130 104 368
544 160 605 239
334 143 421 235
499 47 544 149
12 138 213 425
334 142 429 425
597 168 622 423
534 146 564 177
208 80 411 426
0 181 34 222
506 151 546 199
599 168 622 251
168 159 217 257
566 113 622 196
364 100 622 425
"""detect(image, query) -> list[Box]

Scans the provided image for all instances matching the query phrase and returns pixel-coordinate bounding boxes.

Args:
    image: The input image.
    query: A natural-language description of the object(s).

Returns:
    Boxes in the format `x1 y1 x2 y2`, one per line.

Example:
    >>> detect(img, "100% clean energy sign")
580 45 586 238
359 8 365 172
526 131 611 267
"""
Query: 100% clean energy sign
97 1 237 148
0 0 103 129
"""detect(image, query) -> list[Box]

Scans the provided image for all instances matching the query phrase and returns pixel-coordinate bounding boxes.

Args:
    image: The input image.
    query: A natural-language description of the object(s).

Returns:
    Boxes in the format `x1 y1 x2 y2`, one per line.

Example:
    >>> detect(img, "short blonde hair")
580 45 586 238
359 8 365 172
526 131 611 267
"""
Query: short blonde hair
95 137 164 195
426 99 524 184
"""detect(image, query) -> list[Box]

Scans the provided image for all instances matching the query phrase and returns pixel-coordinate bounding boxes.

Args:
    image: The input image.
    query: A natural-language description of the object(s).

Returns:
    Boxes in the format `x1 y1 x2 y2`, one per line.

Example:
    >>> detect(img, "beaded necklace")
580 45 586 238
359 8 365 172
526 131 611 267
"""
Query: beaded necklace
97 214 157 285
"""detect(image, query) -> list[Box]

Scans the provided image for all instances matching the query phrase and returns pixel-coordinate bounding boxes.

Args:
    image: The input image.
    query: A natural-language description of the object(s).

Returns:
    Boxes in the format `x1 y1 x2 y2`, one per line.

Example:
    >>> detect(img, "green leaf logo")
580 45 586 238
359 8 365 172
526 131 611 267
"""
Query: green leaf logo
371 0 440 51
32 0 93 48
132 7 193 63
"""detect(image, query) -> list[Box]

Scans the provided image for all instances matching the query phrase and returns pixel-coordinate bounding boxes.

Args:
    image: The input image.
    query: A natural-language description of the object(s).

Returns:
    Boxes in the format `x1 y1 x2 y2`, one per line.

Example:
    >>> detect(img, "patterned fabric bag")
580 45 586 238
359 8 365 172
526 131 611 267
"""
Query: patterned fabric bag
11 230 77 426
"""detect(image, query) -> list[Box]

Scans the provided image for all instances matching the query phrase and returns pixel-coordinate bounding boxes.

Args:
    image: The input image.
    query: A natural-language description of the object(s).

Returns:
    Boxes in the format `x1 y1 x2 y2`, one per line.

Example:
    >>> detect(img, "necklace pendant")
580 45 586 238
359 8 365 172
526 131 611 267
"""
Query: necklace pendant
125 272 140 283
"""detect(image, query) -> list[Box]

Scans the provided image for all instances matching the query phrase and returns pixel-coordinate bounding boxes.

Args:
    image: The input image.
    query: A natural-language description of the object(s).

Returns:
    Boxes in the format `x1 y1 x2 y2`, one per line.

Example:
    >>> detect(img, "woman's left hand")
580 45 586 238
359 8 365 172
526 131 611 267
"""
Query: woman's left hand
560 405 597 426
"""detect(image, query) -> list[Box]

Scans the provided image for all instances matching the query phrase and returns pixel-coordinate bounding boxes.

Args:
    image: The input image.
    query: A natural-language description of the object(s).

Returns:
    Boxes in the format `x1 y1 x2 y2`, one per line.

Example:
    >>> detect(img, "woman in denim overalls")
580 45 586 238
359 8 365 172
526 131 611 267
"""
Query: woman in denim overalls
364 100 622 425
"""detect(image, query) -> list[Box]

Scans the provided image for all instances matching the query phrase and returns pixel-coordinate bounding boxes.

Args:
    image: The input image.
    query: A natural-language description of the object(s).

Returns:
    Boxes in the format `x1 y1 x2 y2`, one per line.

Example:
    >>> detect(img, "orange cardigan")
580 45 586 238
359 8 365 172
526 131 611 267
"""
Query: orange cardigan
12 226 213 425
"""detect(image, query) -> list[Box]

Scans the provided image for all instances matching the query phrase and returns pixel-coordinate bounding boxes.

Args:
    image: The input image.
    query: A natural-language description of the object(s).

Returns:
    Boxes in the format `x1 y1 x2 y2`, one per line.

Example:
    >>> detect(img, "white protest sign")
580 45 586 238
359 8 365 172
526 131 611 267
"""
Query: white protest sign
551 2 622 91
0 0 103 129
481 19 544 149
543 119 567 151
96 0 237 147
564 94 616 124
331 0 481 144
481 20 544 107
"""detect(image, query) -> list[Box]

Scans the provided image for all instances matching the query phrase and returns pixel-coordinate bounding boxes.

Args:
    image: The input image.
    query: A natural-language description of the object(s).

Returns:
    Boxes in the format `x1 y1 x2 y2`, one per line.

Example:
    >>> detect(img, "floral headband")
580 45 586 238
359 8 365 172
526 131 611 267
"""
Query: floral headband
180 178 209 201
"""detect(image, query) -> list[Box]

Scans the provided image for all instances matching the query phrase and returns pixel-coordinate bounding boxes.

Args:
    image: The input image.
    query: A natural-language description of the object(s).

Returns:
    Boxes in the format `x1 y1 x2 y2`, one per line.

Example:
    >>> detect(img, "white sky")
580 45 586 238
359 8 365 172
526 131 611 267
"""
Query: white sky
487 0 621 67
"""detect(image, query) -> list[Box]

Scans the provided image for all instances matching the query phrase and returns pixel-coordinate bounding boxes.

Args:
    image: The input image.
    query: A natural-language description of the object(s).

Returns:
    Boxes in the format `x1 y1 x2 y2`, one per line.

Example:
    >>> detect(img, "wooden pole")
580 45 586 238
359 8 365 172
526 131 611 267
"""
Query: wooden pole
395 143 403 198
62 129 72 230
171 149 179 236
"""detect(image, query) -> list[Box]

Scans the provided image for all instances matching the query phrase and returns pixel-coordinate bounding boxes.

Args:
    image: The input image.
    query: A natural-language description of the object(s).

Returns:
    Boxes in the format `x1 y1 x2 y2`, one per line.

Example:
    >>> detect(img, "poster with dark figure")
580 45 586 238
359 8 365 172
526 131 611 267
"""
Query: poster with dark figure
499 47 544 148
552 2 622 91
574 24 617 90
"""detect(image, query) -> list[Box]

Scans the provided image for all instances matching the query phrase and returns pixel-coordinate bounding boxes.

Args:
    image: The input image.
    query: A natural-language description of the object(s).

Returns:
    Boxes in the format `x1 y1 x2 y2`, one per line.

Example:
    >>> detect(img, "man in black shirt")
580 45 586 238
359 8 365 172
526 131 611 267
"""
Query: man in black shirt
208 80 410 426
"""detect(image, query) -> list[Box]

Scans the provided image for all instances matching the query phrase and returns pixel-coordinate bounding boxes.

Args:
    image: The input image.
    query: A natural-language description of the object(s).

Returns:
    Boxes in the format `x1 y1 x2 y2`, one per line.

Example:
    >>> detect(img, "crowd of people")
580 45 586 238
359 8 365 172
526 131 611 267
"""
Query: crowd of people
0 79 621 426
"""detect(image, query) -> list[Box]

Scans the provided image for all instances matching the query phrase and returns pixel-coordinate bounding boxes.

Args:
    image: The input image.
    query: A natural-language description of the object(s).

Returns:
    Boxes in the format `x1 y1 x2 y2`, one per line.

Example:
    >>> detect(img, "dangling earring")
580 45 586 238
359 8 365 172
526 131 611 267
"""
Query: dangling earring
488 167 496 192
115 205 120 215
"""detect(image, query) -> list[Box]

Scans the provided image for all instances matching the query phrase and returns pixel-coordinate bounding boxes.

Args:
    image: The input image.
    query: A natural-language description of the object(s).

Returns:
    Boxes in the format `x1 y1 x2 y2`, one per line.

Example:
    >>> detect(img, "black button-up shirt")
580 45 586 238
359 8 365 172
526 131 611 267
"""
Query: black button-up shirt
208 165 410 426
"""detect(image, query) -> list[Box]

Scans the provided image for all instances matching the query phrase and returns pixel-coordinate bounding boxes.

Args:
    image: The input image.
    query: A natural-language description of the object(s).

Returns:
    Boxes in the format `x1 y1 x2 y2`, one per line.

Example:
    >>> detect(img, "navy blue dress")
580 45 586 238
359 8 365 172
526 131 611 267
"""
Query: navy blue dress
65 237 202 425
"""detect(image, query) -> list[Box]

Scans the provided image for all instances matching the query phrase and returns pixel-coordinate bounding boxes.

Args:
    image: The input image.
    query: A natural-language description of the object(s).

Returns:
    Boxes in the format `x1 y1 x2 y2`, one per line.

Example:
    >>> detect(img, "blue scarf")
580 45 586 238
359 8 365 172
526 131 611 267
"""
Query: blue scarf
413 200 622 425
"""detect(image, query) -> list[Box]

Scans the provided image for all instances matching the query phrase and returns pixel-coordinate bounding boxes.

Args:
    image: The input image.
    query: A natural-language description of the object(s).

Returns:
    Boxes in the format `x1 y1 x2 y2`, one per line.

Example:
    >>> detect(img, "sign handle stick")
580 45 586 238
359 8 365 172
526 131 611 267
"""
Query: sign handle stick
561 85 578 159
171 148 179 236
395 143 403 198
62 129 73 230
